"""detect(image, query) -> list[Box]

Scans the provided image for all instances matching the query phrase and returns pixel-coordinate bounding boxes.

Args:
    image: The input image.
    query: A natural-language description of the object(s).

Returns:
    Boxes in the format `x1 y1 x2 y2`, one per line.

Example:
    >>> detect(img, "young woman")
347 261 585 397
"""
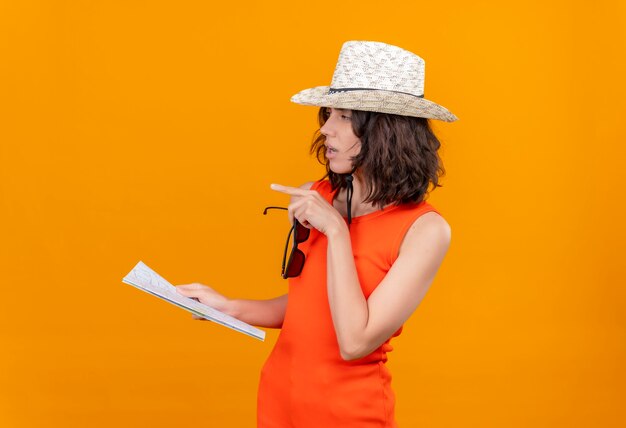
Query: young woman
176 40 458 427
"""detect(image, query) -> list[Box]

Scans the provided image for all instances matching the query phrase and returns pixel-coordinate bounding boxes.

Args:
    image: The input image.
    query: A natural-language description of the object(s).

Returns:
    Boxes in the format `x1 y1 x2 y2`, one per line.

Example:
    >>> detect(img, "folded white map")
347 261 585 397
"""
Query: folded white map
122 261 265 341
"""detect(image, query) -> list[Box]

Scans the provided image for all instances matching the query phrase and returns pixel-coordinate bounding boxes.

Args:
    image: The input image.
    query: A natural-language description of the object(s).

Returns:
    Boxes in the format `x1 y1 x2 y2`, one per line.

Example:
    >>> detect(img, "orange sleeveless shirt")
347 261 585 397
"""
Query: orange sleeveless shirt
257 179 442 427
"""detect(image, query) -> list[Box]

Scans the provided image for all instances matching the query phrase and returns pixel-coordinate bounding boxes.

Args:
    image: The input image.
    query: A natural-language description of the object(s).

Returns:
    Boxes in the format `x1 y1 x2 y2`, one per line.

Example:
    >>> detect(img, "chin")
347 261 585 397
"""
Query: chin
329 167 353 175
328 161 353 175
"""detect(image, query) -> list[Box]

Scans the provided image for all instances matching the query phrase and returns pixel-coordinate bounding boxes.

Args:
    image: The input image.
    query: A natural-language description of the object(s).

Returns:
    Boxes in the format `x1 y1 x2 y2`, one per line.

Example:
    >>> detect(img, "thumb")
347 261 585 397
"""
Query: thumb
176 286 199 297
175 283 204 290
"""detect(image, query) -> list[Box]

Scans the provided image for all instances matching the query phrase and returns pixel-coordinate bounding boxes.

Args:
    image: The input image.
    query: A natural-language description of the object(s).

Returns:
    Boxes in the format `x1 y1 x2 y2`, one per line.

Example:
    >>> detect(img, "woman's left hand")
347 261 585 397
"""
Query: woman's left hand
270 183 347 237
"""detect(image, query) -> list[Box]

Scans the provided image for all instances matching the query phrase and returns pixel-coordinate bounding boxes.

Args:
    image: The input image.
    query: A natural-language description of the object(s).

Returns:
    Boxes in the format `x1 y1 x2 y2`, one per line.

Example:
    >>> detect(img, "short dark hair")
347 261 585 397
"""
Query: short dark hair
310 107 446 208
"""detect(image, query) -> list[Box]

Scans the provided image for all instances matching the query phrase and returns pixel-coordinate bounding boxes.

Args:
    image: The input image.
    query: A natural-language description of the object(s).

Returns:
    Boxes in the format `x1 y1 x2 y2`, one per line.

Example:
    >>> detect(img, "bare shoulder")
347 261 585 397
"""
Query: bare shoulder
399 211 452 256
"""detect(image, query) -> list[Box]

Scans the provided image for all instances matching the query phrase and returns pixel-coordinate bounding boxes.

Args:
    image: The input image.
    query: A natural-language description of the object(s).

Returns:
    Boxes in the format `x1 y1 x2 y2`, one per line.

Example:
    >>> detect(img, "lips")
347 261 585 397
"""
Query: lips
323 144 334 159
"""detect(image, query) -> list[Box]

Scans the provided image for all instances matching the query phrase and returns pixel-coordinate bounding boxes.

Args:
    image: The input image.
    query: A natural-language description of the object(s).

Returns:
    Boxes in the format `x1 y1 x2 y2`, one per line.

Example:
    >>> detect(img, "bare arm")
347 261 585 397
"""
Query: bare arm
326 211 451 360
176 284 288 329
228 294 288 328
270 184 452 361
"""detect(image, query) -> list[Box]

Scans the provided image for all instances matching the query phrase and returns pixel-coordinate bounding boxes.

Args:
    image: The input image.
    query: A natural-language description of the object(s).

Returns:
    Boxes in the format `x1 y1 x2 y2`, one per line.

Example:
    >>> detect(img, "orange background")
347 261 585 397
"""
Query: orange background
1 1 624 427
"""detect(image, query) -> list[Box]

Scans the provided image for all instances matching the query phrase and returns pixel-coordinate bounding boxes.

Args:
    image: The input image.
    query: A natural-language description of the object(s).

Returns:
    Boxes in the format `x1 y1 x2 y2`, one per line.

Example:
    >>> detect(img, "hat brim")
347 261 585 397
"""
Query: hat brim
291 86 458 122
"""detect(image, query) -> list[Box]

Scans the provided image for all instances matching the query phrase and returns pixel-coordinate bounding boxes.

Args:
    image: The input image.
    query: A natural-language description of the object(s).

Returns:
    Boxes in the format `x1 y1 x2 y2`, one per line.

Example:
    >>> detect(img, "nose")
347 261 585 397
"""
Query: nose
320 115 335 137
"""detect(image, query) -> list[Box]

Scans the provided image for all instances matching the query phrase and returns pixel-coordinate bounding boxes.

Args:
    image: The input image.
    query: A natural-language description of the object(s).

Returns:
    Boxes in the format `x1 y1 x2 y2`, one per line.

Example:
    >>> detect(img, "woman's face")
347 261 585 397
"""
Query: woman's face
320 107 361 174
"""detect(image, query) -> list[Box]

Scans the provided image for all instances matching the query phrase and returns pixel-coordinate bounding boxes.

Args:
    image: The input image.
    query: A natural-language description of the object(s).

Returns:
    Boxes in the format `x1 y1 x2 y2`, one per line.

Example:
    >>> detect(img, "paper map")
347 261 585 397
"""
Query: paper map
122 261 265 341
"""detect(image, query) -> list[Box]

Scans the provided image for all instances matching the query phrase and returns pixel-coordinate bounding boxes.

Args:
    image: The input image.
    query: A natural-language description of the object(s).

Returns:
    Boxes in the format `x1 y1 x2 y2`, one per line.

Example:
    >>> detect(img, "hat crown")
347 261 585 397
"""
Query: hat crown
329 41 425 96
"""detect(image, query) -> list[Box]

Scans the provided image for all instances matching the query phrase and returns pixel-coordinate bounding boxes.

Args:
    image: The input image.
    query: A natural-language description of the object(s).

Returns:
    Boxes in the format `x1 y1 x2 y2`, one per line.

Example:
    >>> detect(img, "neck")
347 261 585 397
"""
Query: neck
335 173 380 218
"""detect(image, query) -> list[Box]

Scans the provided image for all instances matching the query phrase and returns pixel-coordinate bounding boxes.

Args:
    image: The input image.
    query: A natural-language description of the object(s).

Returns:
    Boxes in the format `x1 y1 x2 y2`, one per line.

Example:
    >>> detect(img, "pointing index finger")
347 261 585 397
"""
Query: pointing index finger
270 183 309 196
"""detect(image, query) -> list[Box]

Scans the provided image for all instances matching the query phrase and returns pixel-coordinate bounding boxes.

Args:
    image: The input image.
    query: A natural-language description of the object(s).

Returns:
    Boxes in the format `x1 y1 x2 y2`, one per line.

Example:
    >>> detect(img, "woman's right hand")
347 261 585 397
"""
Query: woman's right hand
175 283 233 319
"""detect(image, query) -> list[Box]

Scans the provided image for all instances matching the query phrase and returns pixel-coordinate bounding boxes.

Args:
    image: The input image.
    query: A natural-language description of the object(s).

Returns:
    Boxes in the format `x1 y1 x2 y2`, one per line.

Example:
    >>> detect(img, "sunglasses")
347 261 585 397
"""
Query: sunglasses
263 206 311 279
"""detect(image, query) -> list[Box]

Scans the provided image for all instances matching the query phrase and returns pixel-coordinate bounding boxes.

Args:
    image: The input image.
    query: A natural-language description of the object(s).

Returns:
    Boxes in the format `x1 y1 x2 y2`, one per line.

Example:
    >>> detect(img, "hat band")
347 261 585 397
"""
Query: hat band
328 87 424 98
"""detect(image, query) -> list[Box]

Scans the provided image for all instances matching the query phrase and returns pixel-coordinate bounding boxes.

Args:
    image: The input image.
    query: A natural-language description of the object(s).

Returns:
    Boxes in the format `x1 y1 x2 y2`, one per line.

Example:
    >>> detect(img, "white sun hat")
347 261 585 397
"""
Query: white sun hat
291 40 458 122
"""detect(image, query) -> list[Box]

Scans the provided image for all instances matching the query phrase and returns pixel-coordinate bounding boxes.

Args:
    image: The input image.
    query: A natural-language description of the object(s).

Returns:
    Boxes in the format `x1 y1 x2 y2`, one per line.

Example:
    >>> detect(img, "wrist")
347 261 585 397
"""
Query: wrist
326 220 350 241
224 298 240 319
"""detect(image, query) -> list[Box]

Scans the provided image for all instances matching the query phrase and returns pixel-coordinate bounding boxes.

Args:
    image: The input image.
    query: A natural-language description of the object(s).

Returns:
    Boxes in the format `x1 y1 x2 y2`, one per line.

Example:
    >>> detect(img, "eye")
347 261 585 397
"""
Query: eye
341 115 352 120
